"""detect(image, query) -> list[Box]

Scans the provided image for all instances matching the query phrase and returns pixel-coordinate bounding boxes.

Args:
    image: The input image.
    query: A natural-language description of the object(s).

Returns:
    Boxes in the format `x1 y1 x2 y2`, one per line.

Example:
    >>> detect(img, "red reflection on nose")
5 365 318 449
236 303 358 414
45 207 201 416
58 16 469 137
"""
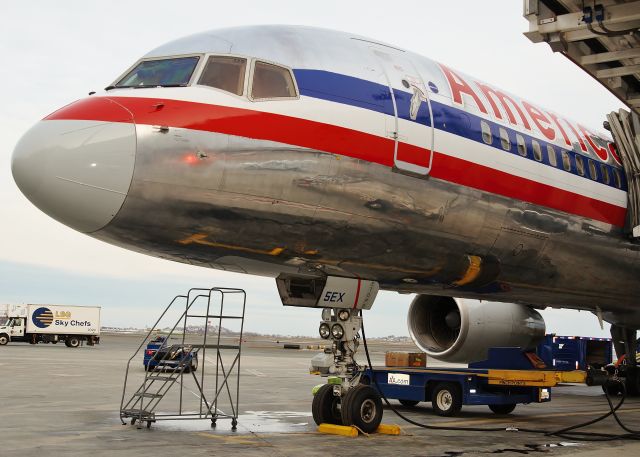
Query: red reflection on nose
182 154 199 165
181 152 214 166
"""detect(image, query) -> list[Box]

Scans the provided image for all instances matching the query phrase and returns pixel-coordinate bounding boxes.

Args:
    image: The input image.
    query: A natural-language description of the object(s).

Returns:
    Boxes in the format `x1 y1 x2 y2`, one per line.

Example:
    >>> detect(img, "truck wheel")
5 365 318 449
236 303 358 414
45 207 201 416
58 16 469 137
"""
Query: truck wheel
312 384 342 425
341 384 383 433
67 337 80 348
399 399 420 407
431 382 462 417
489 403 517 415
0 334 9 346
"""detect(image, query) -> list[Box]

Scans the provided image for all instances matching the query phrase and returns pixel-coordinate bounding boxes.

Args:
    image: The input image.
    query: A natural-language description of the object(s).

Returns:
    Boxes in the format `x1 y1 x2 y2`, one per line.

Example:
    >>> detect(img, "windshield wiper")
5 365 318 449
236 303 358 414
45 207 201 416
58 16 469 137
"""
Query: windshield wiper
160 83 187 87
104 83 188 91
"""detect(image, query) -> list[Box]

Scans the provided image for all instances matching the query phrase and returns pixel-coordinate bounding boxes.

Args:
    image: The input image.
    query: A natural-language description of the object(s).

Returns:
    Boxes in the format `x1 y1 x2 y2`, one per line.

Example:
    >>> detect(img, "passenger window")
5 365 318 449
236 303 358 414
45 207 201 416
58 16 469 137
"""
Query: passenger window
532 140 542 162
588 160 597 180
251 61 297 99
547 145 557 167
499 128 510 150
198 56 247 95
516 134 526 157
601 164 610 185
562 151 571 171
614 168 622 188
481 121 492 144
575 155 585 176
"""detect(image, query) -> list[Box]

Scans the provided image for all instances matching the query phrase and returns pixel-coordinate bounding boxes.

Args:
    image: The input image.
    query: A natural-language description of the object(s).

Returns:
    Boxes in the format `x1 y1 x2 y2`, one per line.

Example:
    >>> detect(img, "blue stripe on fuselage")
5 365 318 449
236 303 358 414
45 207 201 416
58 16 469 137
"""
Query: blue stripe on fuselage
293 69 626 192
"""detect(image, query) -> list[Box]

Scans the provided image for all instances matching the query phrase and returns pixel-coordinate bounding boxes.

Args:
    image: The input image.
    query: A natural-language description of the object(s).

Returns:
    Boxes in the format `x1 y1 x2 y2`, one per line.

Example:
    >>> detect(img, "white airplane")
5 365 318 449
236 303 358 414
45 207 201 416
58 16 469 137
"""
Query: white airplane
10 25 639 430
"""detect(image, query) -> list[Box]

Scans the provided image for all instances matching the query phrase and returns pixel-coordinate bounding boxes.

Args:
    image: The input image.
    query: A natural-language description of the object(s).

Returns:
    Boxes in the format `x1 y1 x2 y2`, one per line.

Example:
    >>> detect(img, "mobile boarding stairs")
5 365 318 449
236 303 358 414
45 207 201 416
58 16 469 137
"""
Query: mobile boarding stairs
119 287 246 430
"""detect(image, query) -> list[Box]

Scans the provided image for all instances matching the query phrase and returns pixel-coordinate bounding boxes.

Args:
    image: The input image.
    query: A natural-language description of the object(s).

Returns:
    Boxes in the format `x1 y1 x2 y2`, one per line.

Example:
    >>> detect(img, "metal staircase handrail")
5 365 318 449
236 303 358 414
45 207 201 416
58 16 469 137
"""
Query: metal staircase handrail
120 287 247 428
119 294 186 417
119 288 211 418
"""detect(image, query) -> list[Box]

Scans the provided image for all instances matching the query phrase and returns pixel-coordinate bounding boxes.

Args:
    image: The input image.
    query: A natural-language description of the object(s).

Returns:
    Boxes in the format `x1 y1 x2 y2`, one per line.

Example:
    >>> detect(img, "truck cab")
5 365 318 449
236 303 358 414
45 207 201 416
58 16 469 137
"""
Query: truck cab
0 317 26 344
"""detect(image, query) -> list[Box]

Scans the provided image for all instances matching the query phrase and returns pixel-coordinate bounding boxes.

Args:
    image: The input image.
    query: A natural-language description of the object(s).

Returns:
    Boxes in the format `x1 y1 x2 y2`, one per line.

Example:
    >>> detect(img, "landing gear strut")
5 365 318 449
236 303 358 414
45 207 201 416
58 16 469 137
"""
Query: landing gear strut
610 324 640 396
311 308 383 433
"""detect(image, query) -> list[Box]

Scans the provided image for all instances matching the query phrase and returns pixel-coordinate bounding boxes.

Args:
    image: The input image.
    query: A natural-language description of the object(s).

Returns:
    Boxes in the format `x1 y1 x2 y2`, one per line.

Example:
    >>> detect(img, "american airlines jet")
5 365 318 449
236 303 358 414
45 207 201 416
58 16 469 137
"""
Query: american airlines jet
10 25 639 430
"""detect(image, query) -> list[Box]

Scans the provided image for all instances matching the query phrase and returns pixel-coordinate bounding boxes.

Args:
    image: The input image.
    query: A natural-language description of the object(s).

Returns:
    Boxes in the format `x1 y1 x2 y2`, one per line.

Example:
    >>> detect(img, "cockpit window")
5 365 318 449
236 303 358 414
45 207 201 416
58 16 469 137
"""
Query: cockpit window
198 56 247 95
251 61 297 99
116 56 200 88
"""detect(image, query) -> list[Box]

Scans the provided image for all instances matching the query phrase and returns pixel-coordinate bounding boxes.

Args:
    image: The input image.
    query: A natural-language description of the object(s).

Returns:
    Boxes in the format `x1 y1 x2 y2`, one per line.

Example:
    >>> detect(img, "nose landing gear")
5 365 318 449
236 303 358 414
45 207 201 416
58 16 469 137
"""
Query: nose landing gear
310 308 383 433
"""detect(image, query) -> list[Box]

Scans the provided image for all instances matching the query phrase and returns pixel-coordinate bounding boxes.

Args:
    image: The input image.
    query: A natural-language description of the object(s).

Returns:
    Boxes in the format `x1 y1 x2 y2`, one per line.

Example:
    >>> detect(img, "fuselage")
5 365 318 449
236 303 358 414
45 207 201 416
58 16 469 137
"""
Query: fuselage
12 25 640 326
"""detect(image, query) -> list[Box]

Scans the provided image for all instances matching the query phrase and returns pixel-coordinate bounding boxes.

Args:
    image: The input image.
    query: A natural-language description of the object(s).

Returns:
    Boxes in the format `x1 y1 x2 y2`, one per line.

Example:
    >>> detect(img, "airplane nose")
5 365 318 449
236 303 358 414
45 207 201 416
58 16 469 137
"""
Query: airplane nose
12 99 136 233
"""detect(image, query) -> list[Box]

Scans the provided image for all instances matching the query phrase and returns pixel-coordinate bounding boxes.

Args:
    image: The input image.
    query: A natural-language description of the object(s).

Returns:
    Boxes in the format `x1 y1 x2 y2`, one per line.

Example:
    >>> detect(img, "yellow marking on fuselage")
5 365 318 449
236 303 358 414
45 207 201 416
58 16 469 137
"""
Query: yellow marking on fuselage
452 255 482 286
177 233 441 276
177 233 284 256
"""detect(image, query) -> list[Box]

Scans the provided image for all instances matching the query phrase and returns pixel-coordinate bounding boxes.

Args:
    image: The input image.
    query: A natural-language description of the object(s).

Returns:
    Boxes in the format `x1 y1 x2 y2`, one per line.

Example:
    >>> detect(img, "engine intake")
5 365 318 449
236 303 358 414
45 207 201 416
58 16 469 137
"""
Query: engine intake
407 295 545 363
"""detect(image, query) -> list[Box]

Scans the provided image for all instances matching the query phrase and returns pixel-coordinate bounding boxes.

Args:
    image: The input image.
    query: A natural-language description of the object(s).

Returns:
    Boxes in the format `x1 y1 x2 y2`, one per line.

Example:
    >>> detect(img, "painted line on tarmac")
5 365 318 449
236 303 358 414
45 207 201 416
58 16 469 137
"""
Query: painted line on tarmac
435 407 640 427
246 369 266 377
195 432 269 446
176 379 228 416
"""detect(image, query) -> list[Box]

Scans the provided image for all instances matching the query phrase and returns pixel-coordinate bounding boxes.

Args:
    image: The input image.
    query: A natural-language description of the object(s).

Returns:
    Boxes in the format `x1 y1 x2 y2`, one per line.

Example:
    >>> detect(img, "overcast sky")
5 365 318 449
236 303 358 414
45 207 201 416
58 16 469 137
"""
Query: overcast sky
0 1 626 337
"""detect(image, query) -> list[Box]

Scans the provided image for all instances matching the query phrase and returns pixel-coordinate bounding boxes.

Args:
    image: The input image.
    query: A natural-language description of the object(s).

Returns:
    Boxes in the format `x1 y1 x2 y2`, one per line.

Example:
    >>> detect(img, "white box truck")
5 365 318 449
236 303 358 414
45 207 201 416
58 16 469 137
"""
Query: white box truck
0 304 100 347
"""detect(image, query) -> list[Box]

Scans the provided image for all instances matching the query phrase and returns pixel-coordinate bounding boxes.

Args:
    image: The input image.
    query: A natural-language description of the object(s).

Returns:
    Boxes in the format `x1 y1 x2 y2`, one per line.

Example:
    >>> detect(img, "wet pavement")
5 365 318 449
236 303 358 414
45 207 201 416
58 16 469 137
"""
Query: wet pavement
2 333 640 456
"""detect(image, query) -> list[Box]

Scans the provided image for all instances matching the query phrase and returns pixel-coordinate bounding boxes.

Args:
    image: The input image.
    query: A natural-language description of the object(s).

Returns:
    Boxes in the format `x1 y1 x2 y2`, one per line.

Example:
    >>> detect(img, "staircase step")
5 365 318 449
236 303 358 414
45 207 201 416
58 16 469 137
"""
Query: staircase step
133 392 163 398
121 409 154 418
146 375 175 381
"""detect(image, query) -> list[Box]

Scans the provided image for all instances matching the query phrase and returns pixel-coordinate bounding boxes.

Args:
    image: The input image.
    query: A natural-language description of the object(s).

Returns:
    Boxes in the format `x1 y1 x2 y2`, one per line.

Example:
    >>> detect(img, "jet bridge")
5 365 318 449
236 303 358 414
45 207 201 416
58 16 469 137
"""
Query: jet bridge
524 0 640 236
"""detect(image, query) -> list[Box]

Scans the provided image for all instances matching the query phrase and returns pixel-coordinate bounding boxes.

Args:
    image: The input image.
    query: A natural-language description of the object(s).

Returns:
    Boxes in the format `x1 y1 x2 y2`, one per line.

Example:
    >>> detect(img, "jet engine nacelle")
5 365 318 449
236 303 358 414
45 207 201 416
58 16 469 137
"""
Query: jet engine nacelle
407 295 545 363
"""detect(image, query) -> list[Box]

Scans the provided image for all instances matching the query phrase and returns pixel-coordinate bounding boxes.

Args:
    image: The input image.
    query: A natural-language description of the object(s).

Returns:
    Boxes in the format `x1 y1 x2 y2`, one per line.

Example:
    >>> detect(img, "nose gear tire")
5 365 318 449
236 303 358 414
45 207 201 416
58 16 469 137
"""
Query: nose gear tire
340 384 383 433
312 384 343 426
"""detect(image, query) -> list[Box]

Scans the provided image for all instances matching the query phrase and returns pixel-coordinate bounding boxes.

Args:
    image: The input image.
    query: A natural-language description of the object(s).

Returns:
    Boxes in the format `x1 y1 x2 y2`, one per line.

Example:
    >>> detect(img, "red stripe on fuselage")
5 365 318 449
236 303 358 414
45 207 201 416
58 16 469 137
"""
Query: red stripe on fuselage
431 152 625 226
45 96 626 227
46 96 393 167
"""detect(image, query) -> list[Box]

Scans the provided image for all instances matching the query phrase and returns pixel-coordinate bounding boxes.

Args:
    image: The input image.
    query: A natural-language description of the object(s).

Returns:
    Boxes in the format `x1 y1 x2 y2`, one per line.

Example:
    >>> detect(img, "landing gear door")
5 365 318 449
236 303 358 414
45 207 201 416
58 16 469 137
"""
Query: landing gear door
276 274 379 310
370 47 434 176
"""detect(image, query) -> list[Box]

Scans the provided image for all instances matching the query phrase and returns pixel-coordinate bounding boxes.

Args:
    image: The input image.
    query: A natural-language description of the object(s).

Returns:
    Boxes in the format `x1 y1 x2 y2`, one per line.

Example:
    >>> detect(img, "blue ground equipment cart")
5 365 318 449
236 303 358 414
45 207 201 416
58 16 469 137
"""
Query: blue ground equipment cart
363 347 587 417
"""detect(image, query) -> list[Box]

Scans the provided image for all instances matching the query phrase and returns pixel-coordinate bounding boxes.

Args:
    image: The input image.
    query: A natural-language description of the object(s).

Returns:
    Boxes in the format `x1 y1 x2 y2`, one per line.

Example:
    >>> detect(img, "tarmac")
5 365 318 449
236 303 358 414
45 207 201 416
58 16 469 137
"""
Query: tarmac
2 333 640 456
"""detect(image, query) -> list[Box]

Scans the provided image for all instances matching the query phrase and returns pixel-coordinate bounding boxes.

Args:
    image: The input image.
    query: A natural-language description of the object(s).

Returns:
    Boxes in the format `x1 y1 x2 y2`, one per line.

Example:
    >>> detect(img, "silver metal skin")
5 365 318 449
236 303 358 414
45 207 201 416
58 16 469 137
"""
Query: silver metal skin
11 26 640 328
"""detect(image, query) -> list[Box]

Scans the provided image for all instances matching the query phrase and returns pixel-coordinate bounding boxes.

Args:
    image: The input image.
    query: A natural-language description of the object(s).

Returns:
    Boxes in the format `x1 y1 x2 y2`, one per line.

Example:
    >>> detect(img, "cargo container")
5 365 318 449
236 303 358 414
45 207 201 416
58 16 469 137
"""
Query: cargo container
0 304 100 347
385 351 427 368
537 334 613 371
